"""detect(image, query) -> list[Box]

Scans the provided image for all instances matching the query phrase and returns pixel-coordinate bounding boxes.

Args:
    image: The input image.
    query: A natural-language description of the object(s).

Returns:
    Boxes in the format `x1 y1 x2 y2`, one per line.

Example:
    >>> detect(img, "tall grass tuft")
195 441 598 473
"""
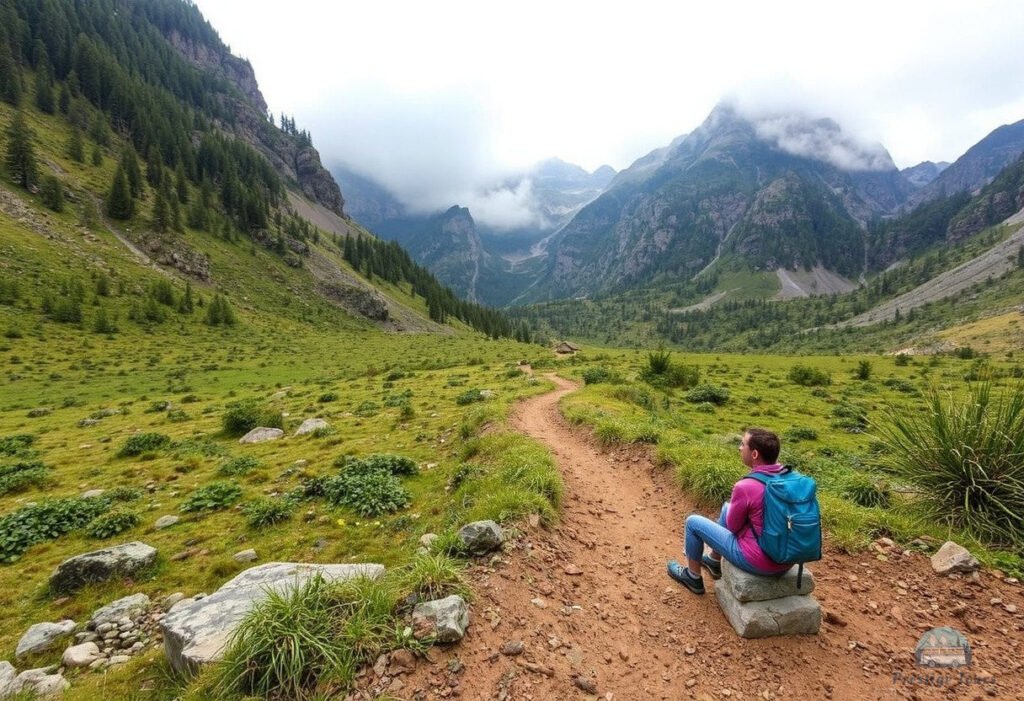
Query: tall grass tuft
874 381 1024 546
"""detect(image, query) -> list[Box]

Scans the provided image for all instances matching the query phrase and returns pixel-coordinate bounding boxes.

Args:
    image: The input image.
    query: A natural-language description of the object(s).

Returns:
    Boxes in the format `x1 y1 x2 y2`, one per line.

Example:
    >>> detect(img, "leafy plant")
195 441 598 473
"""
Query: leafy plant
354 400 380 416
788 365 831 387
0 434 35 457
840 473 892 509
243 498 294 528
454 389 484 405
335 454 419 477
581 367 613 385
874 381 1024 545
0 498 110 562
85 510 141 539
117 432 171 457
323 471 410 517
853 360 872 380
784 426 818 442
219 455 262 477
684 384 730 405
180 481 243 513
398 553 469 600
0 460 50 495
221 399 283 436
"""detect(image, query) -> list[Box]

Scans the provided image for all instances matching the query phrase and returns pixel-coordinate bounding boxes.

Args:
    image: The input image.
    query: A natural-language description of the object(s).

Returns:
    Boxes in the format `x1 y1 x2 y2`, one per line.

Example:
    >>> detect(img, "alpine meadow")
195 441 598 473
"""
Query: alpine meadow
0 1 1023 700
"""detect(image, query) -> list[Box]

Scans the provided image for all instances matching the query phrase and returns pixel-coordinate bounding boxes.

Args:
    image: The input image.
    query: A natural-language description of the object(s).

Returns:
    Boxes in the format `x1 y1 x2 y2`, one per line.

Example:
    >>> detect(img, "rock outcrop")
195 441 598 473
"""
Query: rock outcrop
50 543 157 594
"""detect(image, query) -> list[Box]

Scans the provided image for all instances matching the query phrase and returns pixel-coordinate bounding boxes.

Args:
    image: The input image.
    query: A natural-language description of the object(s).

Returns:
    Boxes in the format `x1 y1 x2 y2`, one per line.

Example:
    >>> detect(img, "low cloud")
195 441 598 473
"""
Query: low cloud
752 114 895 172
461 179 543 231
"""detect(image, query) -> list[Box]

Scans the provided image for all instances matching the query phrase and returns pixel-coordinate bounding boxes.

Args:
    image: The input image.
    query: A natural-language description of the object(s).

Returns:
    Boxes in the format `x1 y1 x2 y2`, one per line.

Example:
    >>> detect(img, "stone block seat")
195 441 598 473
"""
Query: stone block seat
714 560 821 638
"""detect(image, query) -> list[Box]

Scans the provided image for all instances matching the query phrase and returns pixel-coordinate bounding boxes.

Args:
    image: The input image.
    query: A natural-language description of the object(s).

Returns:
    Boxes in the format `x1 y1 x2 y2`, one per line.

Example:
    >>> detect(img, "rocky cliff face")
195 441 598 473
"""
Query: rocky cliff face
905 119 1024 210
165 30 345 217
901 161 950 189
529 104 909 301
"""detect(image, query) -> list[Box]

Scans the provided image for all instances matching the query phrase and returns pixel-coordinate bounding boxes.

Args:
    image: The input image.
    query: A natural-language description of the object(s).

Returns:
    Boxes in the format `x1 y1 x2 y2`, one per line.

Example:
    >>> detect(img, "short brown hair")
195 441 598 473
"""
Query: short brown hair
745 427 780 464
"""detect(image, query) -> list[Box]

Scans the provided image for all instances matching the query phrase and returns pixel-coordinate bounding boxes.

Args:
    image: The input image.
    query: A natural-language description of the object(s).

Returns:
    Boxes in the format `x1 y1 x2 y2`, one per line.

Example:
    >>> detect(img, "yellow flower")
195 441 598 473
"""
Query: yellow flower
336 519 346 527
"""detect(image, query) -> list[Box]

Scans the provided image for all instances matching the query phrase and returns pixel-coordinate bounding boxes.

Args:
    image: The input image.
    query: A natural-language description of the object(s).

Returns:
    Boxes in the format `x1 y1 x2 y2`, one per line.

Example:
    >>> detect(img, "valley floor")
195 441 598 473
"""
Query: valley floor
379 376 1022 700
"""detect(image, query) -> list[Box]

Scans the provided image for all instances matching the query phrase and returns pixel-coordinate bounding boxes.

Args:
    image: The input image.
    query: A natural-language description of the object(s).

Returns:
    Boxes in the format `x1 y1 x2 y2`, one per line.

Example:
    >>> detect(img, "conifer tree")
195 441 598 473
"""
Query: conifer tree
67 127 85 162
178 281 194 314
40 175 63 212
91 143 102 166
34 65 54 114
4 111 37 189
107 166 134 220
152 184 169 232
120 146 142 198
0 43 21 106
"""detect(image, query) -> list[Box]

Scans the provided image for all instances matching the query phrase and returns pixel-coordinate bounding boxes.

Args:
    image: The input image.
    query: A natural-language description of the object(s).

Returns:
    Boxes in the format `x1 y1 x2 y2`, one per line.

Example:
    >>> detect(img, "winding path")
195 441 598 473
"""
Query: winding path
397 376 1022 700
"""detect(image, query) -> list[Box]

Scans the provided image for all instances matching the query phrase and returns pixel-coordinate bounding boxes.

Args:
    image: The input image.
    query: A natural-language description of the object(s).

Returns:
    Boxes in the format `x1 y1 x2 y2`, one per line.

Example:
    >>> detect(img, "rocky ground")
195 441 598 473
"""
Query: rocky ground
360 375 1024 700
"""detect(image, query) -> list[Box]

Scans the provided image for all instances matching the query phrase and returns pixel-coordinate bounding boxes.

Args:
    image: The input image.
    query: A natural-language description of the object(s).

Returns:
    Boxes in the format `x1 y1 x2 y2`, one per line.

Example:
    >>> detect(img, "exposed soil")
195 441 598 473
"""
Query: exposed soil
387 376 1023 700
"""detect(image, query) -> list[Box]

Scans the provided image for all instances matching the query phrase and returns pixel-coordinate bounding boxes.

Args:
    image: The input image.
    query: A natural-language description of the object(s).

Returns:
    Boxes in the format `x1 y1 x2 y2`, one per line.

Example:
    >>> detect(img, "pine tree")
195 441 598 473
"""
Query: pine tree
106 166 134 220
146 145 163 188
33 65 54 114
178 281 194 314
152 184 169 232
120 147 142 198
175 162 188 203
4 111 37 189
40 175 63 212
67 127 85 162
91 143 102 166
0 42 21 106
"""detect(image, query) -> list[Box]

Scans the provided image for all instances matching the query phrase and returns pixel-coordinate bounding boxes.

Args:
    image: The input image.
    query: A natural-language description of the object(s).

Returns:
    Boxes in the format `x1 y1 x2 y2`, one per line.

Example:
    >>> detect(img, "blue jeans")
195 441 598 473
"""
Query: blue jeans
683 502 777 576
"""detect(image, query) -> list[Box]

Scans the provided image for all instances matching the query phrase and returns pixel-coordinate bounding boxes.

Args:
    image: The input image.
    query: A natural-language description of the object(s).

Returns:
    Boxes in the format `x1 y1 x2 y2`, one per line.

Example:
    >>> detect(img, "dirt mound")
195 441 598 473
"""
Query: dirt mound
369 377 1022 700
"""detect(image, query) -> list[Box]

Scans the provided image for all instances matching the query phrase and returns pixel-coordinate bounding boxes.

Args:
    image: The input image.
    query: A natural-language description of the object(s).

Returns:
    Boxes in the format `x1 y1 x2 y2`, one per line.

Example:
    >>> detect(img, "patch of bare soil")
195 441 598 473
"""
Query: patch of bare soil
376 376 1024 700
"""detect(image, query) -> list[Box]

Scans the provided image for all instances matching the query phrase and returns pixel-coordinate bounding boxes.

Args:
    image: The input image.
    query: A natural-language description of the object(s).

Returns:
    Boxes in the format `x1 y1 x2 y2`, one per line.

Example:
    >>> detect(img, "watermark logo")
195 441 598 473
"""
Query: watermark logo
893 627 989 689
914 626 971 668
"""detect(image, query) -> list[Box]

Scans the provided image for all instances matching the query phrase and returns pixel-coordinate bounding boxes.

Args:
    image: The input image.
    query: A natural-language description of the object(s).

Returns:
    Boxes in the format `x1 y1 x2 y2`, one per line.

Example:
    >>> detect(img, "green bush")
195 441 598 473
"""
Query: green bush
322 471 410 517
0 460 50 495
647 347 672 375
399 553 469 600
894 354 910 366
0 434 35 457
180 481 243 513
684 384 730 405
222 399 282 436
85 510 140 539
219 455 263 476
117 432 171 457
318 392 338 403
243 498 294 528
104 486 142 503
785 426 818 442
853 360 872 380
0 498 110 562
831 402 868 433
840 473 892 509
581 367 613 385
454 389 484 405
353 400 379 417
334 454 419 477
787 365 831 387
874 381 1024 545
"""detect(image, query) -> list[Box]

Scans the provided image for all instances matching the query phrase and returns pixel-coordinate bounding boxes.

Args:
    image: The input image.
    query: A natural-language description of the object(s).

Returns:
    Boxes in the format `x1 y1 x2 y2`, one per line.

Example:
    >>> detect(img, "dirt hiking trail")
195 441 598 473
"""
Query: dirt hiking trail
393 376 1023 700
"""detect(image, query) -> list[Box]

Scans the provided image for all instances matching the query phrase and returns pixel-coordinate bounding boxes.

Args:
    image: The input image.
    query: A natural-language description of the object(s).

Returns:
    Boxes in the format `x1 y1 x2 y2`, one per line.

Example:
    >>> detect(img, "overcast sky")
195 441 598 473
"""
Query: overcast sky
194 0 1024 221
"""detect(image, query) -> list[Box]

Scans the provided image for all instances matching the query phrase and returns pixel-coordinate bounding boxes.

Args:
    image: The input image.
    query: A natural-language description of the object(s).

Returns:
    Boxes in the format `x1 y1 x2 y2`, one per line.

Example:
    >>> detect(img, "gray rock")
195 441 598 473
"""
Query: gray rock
51 543 157 595
162 593 186 610
9 667 70 698
15 620 77 659
62 642 101 668
294 418 329 436
154 515 180 530
108 654 132 666
81 489 105 499
720 561 814 602
238 427 283 444
412 595 469 643
161 562 384 675
457 520 504 555
0 660 16 693
419 533 438 549
715 582 821 638
479 389 497 399
89 594 151 629
232 549 258 563
931 541 980 575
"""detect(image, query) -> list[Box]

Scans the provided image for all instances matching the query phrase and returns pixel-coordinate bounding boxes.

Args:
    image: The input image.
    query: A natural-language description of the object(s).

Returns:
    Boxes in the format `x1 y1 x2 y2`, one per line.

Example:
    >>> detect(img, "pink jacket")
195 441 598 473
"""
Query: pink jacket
727 464 792 574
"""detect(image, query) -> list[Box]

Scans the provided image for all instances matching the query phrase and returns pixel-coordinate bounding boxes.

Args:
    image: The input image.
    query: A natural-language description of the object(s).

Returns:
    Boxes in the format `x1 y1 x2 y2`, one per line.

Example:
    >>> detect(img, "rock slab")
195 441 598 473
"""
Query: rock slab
412 595 469 643
6 667 70 698
50 542 157 594
154 515 180 530
720 560 814 602
457 520 504 555
89 593 151 628
238 427 283 444
294 418 329 436
62 642 101 668
15 620 76 659
715 581 821 638
161 562 384 675
931 541 980 575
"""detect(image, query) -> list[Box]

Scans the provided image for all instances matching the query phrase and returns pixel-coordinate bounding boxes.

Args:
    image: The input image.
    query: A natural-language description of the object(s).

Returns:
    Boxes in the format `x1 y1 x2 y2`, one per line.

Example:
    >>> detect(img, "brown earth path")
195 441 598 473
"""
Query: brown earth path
392 375 1023 701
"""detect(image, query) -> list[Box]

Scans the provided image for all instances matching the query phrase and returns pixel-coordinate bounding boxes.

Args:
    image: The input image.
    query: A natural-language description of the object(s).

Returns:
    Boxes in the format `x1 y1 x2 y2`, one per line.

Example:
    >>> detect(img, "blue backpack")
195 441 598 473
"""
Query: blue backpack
743 467 822 589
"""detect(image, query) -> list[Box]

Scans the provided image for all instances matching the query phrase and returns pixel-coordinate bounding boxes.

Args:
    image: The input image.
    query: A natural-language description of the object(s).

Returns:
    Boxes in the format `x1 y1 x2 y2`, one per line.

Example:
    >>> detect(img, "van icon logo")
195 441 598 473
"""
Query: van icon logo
914 627 971 668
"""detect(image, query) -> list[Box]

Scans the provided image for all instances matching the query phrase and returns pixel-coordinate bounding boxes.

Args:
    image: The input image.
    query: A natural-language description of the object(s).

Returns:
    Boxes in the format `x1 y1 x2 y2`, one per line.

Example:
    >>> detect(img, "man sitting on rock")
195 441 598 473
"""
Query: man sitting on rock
668 427 792 595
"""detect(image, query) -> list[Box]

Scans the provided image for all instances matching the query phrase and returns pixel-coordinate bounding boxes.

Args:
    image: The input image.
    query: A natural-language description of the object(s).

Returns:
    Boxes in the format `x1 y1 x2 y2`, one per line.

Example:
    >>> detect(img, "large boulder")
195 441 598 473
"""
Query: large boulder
88 593 151 629
161 562 384 675
457 520 504 555
720 561 814 602
0 661 15 695
931 541 980 575
50 542 157 594
7 667 70 698
238 427 283 444
15 620 76 659
62 642 101 668
412 595 470 643
294 418 329 436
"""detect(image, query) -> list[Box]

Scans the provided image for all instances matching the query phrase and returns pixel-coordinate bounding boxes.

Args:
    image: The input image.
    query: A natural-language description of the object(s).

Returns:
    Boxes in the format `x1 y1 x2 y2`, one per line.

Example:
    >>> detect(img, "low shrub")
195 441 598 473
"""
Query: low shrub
354 400 379 417
684 384 730 405
454 389 484 405
785 426 818 442
180 481 243 513
399 553 469 600
243 498 294 528
0 434 36 457
581 367 614 385
222 399 283 436
788 365 831 387
0 460 50 495
831 402 868 433
117 432 171 457
323 471 410 517
335 454 419 477
85 510 141 539
219 455 263 476
660 440 744 507
0 498 110 562
841 473 892 509
318 392 338 403
104 486 142 503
